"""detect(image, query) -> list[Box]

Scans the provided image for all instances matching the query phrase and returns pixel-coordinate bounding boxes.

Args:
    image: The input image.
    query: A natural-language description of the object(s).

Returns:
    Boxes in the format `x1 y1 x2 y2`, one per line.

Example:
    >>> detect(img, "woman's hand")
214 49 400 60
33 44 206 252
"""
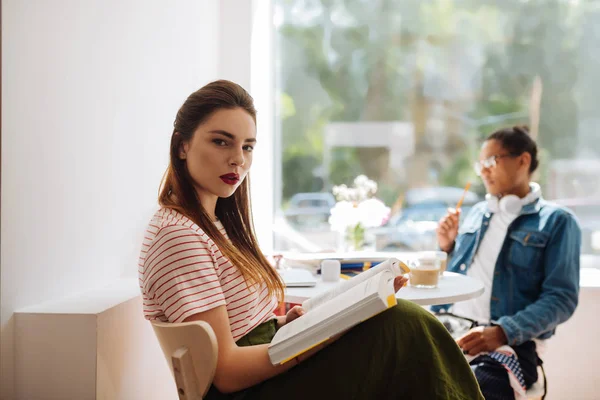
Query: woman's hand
285 305 305 324
393 275 409 292
276 305 305 329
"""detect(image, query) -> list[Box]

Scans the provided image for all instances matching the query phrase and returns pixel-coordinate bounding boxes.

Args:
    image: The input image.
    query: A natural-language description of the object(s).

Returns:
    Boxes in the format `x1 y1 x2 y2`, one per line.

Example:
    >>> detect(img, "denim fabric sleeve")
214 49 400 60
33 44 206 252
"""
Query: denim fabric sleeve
497 212 581 346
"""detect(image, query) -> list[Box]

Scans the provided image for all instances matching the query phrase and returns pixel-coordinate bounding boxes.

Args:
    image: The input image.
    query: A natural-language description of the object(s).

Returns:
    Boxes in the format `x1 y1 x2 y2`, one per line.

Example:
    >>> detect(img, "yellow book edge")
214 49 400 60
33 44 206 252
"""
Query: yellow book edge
279 336 330 365
387 293 397 307
398 261 411 274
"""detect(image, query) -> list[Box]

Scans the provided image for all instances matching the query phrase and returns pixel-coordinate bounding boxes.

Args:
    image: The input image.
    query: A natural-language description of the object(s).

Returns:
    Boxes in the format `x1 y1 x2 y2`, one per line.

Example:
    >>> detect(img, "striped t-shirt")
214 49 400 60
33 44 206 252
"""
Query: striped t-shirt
138 208 278 341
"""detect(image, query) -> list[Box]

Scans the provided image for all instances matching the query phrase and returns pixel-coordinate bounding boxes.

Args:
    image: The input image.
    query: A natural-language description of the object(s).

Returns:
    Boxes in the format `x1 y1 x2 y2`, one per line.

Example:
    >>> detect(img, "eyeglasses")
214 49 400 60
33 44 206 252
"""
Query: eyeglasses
474 154 518 176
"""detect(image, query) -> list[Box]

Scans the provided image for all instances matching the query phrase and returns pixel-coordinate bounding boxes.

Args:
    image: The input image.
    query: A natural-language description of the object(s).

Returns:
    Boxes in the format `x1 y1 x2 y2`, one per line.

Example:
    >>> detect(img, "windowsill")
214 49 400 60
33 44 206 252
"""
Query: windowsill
15 278 140 315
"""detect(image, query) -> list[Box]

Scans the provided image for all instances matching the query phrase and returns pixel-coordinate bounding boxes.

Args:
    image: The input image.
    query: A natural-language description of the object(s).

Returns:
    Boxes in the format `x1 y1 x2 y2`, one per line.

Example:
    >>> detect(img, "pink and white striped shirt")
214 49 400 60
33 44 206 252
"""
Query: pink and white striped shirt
138 208 278 341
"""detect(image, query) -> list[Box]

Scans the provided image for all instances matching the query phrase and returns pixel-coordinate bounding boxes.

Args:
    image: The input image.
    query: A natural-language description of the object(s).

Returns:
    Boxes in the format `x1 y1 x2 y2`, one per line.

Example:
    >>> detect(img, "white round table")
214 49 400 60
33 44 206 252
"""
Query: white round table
284 271 484 306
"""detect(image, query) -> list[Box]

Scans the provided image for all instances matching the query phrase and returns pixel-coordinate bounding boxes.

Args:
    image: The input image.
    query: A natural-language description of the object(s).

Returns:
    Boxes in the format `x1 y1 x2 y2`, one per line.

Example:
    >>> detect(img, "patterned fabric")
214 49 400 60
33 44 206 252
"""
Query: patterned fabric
488 348 526 391
468 342 540 400
470 355 516 400
139 208 278 340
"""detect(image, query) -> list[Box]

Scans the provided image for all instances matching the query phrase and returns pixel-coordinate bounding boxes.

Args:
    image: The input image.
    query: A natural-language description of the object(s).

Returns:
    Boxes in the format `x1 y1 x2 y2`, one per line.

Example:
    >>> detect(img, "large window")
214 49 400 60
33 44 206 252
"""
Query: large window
273 0 600 255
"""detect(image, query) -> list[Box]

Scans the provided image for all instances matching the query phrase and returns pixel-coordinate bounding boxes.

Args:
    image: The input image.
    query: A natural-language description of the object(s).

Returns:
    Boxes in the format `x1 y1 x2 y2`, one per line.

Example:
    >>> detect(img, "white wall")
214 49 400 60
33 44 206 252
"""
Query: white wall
1 1 220 398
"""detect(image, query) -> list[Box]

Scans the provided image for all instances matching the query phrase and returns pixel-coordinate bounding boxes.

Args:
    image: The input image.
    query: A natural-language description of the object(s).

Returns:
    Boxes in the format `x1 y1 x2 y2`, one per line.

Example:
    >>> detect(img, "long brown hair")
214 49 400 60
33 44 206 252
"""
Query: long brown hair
158 80 284 301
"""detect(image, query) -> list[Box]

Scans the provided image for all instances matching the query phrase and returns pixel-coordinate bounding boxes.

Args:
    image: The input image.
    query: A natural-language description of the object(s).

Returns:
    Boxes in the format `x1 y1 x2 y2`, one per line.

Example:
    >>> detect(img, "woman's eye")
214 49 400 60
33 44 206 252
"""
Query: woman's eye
213 139 227 146
243 145 254 152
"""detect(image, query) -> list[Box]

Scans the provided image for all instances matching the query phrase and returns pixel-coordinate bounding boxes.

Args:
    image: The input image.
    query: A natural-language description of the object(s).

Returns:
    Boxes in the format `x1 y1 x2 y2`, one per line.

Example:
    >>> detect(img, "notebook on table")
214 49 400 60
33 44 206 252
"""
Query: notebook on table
279 268 318 287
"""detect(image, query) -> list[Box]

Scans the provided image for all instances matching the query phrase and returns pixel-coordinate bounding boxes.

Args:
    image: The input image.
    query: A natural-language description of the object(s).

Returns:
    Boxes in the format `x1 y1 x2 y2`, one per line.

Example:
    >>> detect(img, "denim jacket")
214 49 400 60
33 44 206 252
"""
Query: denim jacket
431 197 581 346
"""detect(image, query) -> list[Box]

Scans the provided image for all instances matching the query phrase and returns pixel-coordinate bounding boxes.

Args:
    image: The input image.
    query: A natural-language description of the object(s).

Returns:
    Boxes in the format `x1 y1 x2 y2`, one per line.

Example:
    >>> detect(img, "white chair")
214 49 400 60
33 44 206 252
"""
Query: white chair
151 320 219 400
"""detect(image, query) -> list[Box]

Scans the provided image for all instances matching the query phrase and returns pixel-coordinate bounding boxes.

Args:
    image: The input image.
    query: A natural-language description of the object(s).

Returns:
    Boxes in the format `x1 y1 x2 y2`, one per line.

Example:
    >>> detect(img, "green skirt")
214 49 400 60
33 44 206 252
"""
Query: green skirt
207 299 483 400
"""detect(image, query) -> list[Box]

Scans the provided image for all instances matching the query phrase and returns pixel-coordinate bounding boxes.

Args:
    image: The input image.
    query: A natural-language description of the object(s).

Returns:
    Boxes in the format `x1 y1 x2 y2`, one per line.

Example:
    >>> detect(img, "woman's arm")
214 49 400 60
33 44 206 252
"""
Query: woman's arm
184 306 296 393
184 276 409 393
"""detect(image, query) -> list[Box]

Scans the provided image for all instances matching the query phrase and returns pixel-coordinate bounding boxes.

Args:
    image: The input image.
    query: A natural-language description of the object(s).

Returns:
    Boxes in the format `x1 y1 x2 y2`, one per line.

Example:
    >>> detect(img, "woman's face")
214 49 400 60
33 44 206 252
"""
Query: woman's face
179 107 256 205
478 139 530 196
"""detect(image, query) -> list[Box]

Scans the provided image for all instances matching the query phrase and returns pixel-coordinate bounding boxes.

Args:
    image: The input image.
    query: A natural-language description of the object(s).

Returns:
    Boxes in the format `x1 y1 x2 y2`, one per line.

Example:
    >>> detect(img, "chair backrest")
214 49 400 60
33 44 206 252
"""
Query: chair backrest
151 320 218 400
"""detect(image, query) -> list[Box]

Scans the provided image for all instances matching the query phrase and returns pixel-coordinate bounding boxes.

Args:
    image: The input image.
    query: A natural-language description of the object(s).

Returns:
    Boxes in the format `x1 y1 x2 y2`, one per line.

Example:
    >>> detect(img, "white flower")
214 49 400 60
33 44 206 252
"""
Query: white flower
356 198 390 228
332 175 380 203
354 175 369 187
328 201 360 232
354 175 378 199
332 184 355 202
357 187 367 201
329 175 389 234
365 180 378 195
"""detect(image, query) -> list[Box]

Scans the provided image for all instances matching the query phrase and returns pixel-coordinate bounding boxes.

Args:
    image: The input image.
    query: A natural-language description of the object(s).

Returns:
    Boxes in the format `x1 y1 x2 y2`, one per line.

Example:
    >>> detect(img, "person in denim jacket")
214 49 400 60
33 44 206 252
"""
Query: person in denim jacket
432 126 581 399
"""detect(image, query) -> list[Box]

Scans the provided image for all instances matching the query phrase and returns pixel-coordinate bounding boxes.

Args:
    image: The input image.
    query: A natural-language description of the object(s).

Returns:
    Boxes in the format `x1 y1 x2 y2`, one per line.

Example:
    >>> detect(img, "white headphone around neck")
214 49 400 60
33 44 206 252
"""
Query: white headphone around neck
486 183 541 215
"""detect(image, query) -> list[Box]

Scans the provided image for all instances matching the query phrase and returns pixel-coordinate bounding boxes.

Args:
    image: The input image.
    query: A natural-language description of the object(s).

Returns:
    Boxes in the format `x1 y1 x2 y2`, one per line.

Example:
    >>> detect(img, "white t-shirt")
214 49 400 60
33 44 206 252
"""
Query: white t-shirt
138 208 278 341
452 211 519 324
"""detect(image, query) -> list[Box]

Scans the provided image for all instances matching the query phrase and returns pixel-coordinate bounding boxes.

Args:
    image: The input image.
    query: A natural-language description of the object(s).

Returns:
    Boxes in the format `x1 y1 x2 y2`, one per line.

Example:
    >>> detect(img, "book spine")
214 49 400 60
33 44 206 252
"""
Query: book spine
317 261 382 273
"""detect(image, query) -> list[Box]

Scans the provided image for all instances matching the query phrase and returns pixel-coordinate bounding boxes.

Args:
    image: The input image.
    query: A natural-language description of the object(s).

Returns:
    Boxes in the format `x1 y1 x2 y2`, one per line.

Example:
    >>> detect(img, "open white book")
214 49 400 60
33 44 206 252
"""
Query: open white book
268 258 410 365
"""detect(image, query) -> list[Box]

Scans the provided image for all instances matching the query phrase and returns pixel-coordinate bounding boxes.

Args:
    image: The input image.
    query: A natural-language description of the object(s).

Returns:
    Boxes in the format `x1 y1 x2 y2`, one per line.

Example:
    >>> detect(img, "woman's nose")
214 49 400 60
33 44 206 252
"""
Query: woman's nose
229 149 245 167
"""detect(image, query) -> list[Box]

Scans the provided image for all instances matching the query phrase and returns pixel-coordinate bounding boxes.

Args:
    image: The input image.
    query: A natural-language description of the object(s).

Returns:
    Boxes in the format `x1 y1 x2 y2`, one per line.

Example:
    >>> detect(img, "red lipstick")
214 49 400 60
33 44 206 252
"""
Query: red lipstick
220 173 239 185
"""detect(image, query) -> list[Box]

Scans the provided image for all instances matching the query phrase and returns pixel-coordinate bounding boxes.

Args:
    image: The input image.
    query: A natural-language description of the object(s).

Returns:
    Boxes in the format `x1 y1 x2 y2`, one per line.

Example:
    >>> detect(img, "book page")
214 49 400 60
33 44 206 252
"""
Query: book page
272 271 391 345
302 258 404 312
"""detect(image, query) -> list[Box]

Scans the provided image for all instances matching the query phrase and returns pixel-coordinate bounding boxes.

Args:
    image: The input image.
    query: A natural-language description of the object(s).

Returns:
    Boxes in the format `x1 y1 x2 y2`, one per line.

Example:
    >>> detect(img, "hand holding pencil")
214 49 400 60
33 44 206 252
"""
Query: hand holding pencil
436 182 470 253
455 182 471 210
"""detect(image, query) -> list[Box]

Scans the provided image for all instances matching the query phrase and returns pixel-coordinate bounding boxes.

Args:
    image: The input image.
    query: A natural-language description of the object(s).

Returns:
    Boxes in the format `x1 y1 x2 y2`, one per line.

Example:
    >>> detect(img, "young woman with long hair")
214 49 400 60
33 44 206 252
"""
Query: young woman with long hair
139 80 483 400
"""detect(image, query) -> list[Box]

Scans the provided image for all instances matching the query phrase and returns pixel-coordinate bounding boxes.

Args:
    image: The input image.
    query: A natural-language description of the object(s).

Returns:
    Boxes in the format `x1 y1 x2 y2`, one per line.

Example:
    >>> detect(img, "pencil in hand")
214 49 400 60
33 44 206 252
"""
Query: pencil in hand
455 182 471 210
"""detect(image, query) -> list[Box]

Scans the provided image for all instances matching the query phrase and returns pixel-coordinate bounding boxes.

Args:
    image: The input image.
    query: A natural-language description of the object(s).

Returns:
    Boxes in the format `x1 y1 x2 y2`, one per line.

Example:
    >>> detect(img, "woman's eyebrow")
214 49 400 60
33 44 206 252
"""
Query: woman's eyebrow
208 130 256 143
